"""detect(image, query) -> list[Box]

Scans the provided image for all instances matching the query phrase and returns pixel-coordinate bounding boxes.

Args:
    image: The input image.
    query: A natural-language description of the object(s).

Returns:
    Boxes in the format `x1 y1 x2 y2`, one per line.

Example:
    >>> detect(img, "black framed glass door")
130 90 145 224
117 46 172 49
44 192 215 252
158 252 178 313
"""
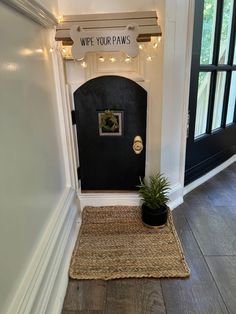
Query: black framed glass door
185 0 236 185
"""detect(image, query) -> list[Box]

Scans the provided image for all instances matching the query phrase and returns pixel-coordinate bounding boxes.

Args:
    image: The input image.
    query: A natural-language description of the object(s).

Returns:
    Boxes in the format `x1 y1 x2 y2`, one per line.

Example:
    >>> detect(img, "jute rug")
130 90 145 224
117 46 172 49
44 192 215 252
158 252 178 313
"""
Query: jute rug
69 206 190 280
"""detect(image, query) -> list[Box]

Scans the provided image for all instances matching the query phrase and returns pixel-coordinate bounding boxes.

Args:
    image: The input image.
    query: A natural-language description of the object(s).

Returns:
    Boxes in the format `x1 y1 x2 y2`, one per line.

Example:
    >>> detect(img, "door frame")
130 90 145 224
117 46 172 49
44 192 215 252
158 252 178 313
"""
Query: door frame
182 0 236 193
68 78 151 205
185 0 236 185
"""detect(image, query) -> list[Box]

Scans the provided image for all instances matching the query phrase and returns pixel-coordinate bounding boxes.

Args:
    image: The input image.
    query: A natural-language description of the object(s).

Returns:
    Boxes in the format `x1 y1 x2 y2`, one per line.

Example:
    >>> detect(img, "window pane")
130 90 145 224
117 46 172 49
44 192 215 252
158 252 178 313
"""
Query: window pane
218 0 234 64
200 0 217 64
212 72 227 130
195 72 211 138
226 71 236 124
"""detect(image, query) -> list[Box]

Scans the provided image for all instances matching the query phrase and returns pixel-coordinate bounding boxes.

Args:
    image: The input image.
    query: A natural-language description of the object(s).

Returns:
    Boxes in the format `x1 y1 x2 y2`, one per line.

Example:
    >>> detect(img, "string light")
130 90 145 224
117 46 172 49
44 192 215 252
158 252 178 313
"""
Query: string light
35 48 43 53
58 15 63 23
146 56 152 62
49 48 54 53
139 44 144 50
125 56 131 63
109 57 116 63
153 42 158 49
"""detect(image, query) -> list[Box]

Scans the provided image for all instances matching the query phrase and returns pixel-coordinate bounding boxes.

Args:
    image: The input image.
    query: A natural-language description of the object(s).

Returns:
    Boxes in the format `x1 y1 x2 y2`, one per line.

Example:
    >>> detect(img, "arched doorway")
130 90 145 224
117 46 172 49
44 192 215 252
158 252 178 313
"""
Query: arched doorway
73 75 147 190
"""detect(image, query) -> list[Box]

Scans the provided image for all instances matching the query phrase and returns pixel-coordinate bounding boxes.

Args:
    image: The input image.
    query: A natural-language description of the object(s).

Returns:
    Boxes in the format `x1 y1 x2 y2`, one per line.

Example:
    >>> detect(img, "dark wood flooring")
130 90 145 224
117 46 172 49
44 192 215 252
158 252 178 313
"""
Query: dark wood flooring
62 162 236 314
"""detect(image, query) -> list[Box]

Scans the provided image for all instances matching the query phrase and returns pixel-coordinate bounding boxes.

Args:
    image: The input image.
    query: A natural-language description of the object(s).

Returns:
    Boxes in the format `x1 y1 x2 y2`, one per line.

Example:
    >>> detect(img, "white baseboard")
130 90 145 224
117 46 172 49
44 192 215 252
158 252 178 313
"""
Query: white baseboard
45 217 80 314
184 154 236 195
168 183 183 210
78 183 183 211
7 187 80 314
44 209 81 314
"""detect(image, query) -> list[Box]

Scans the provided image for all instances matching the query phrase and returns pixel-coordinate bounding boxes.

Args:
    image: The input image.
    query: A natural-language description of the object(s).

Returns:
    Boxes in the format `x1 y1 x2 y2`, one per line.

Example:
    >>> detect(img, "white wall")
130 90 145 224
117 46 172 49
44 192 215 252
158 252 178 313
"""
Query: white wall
0 2 66 313
59 0 160 15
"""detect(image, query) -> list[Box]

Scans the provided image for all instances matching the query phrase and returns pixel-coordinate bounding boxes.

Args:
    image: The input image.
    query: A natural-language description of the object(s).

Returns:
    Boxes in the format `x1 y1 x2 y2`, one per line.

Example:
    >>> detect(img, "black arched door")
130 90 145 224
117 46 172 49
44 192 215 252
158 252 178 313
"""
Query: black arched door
74 75 147 190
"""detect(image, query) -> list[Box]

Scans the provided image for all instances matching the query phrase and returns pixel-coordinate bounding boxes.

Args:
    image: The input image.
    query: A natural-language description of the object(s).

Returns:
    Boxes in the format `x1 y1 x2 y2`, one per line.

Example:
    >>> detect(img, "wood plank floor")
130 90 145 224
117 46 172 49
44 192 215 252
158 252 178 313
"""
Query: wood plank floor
62 162 236 314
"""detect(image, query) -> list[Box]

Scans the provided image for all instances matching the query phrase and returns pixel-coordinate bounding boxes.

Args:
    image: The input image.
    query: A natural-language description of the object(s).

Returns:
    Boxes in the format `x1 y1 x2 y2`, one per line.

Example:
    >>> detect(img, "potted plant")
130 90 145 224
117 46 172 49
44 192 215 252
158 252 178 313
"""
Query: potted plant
137 173 170 227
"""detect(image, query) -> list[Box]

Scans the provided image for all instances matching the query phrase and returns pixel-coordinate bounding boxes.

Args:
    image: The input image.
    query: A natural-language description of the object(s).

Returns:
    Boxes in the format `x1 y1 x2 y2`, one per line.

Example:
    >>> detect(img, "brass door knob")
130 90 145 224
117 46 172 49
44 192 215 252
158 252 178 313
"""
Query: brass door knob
133 135 143 154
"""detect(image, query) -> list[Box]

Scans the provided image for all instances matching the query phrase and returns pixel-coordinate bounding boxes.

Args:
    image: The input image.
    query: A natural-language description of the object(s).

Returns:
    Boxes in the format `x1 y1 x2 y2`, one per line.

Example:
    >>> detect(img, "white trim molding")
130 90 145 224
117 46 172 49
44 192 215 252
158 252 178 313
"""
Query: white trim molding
51 41 79 190
79 192 141 209
168 183 184 209
1 0 57 27
45 214 80 314
85 52 145 82
184 154 236 195
6 187 80 314
78 183 182 211
160 0 194 208
179 0 195 189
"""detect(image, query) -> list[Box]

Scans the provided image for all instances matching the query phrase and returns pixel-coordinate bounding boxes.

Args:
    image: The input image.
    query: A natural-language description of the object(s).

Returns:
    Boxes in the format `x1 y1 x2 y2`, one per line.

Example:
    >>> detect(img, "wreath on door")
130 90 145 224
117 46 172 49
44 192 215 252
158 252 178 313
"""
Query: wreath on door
99 109 119 132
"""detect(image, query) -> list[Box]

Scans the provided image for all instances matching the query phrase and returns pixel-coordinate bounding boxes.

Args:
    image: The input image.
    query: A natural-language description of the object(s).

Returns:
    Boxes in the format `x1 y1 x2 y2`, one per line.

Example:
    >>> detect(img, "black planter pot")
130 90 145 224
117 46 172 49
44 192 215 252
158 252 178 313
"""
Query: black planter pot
141 204 168 227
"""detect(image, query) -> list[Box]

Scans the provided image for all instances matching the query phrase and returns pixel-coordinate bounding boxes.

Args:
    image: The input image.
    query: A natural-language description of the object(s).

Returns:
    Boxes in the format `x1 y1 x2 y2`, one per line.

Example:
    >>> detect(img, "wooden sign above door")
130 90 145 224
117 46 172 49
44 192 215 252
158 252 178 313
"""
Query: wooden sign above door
55 11 162 46
70 24 139 60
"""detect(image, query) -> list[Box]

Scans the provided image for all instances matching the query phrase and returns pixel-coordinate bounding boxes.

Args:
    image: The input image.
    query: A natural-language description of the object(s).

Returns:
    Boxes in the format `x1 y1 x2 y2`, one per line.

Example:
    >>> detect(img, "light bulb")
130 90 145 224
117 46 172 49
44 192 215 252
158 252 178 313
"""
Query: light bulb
153 42 158 49
58 15 63 23
99 56 105 62
125 56 131 63
146 56 152 62
139 44 144 50
110 57 116 63
35 48 43 53
80 61 87 68
49 48 54 53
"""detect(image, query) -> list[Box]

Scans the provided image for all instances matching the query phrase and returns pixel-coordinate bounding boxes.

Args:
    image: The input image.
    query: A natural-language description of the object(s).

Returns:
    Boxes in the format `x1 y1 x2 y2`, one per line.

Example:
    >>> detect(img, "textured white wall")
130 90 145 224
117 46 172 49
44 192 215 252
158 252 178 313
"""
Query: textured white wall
0 2 65 313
